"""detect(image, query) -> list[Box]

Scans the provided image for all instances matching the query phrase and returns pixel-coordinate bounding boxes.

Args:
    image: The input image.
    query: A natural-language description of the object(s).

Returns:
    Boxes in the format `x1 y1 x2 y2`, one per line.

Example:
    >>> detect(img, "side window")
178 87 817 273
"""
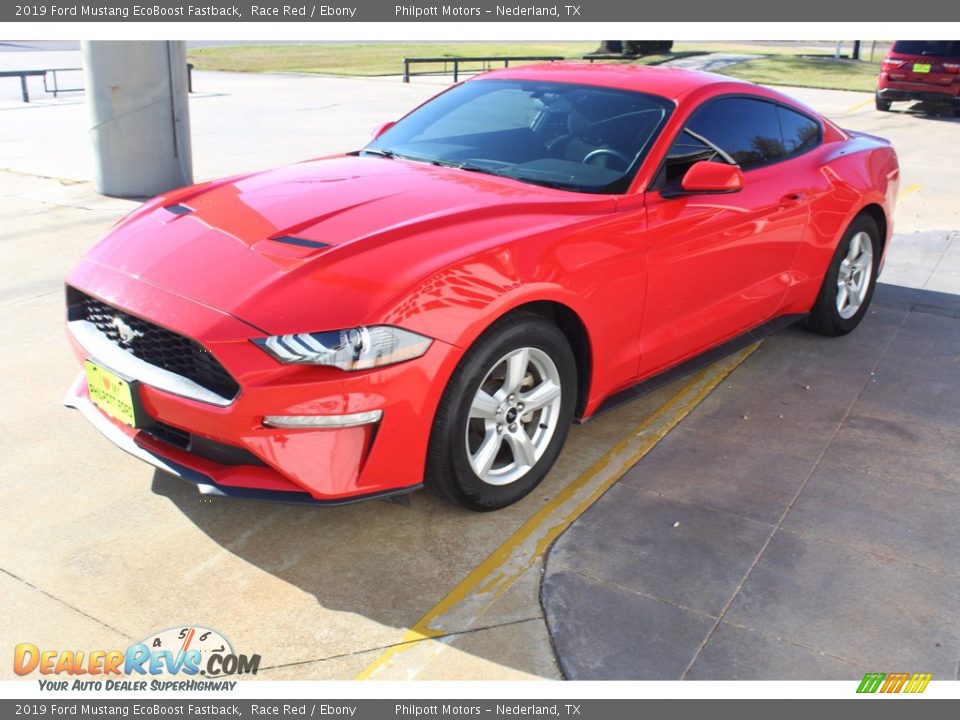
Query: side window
777 106 820 157
657 96 809 189
686 97 784 169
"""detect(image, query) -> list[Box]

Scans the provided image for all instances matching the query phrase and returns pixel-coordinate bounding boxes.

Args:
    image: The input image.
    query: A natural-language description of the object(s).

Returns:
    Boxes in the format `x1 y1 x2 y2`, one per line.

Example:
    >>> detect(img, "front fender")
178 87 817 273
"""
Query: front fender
376 224 649 413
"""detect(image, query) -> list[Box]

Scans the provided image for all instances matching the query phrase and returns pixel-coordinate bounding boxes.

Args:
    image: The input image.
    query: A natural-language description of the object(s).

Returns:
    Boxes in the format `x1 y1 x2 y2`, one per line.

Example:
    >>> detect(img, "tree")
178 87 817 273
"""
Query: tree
593 41 673 57
592 41 623 54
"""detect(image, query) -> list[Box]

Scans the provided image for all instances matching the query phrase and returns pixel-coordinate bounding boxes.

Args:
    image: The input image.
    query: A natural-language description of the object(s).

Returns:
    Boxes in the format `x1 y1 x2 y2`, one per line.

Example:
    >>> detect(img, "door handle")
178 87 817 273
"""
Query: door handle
779 192 804 208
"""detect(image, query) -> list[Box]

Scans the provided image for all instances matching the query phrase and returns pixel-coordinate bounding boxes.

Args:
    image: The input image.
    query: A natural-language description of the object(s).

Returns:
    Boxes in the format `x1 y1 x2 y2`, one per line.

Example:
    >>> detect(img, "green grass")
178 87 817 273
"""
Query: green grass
187 43 597 76
186 42 888 93
716 55 882 93
674 42 810 56
675 41 891 59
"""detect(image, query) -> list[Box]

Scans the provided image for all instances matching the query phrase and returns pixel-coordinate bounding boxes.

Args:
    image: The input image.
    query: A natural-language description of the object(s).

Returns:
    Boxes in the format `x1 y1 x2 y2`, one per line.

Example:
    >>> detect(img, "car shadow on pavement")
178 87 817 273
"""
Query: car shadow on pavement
149 468 480 626
894 101 960 123
148 452 560 676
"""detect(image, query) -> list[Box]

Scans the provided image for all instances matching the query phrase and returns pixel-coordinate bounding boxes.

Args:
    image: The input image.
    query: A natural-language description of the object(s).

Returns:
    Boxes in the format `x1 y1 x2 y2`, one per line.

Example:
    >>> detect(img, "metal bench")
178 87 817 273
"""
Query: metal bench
44 68 84 98
402 56 564 83
582 54 640 63
0 69 48 102
2 64 196 103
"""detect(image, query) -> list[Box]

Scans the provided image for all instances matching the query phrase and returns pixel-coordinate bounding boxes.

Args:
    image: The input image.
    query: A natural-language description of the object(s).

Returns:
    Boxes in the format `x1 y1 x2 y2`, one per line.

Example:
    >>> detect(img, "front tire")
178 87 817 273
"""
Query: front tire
805 215 881 337
425 313 577 511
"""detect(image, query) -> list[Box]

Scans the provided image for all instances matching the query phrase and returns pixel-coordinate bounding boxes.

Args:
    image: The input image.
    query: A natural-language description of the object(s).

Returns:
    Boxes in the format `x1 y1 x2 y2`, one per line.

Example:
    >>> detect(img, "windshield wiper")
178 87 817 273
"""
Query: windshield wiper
429 158 497 173
357 148 397 159
358 149 440 166
432 159 582 192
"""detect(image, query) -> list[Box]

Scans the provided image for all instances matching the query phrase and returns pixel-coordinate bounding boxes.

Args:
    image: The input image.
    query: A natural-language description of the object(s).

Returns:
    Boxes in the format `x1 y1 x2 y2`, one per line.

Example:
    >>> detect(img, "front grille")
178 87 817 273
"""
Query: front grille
69 289 240 400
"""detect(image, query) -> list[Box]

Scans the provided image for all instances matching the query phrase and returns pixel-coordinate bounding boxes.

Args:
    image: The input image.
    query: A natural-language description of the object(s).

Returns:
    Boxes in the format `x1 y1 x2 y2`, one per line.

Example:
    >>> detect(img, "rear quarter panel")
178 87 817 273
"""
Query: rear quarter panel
779 134 899 315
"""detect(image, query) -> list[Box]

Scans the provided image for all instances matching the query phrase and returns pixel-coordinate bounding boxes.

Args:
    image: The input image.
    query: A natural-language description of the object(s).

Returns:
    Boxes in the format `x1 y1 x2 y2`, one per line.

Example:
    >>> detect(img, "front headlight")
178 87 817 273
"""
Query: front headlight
252 326 433 370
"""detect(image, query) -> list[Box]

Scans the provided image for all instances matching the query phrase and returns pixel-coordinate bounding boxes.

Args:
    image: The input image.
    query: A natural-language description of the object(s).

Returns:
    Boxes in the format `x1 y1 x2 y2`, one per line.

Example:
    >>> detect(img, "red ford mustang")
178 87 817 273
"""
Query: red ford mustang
65 63 899 511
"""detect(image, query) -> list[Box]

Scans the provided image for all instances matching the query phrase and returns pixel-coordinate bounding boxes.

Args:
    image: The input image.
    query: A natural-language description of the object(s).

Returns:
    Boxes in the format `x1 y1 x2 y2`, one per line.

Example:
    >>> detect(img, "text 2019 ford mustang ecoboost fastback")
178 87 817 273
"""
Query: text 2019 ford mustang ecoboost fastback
64 63 899 511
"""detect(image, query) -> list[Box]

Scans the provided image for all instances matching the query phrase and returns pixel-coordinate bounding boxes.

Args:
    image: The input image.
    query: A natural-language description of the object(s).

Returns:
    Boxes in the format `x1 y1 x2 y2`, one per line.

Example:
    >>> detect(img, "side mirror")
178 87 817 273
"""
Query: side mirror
660 161 743 199
371 121 395 140
679 160 743 194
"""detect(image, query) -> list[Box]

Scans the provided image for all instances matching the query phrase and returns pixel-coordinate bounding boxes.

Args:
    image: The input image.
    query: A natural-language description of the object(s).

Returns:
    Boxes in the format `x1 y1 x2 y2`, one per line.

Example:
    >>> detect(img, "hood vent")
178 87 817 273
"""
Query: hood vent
270 235 330 249
163 204 193 215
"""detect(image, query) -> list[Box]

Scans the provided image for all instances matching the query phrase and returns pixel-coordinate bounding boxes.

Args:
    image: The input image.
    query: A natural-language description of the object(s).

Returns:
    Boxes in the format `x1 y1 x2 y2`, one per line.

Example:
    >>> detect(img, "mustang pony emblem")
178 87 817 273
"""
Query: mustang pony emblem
112 316 143 345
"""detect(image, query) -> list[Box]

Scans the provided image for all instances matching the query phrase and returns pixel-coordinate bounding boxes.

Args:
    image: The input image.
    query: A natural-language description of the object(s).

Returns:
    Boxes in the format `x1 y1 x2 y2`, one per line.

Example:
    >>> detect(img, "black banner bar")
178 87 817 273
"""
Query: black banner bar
3 0 959 22
2 699 960 720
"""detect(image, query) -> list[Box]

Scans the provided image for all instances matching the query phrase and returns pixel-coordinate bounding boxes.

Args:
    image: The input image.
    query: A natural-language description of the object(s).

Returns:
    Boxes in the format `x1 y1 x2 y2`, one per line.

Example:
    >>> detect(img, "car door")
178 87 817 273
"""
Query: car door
637 96 813 377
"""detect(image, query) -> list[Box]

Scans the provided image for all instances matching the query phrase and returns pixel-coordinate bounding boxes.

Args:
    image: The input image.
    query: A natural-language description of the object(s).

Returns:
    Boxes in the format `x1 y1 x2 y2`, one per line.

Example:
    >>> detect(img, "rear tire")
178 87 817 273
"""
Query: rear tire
875 93 891 112
805 215 881 337
425 313 576 511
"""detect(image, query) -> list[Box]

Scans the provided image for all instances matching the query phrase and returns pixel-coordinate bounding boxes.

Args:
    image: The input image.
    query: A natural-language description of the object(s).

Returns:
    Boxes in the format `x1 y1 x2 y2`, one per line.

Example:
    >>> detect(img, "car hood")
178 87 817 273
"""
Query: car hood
80 155 616 336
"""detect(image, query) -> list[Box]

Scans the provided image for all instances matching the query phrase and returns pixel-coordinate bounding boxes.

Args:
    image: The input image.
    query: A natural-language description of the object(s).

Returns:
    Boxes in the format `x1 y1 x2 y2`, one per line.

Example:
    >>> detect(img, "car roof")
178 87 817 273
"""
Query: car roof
469 61 751 101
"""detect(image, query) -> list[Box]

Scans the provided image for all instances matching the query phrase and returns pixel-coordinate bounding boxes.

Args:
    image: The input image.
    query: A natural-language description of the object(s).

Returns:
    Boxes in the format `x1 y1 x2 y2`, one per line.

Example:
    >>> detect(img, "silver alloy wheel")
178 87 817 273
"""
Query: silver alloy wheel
836 230 874 319
465 346 563 486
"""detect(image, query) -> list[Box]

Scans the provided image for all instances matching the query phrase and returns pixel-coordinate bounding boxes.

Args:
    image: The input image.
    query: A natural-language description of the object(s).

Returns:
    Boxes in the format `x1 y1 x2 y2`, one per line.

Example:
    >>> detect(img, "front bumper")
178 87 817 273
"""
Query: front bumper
64 265 464 505
64 374 421 505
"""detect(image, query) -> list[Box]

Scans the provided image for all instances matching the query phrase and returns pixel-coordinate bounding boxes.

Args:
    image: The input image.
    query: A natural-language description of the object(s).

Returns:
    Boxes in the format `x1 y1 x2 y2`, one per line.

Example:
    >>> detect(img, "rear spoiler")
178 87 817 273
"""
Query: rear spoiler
845 128 893 145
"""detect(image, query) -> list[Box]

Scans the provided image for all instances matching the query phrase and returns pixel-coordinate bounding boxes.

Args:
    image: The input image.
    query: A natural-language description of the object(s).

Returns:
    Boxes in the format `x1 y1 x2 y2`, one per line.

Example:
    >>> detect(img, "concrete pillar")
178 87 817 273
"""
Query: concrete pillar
82 41 193 198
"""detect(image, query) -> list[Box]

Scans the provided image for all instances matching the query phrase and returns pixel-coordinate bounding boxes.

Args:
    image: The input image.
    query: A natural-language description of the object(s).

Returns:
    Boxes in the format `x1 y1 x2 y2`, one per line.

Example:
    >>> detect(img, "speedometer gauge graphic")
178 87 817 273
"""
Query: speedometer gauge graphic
140 625 235 677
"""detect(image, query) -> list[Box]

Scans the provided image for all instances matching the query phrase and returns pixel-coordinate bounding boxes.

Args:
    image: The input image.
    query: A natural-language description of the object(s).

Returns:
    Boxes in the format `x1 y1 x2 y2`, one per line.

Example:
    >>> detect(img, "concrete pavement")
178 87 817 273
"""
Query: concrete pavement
542 269 960 679
662 53 755 72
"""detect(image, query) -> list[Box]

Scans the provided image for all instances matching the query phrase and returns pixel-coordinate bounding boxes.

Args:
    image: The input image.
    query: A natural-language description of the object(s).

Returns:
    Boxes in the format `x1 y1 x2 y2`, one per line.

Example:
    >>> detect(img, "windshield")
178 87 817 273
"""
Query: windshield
362 79 673 194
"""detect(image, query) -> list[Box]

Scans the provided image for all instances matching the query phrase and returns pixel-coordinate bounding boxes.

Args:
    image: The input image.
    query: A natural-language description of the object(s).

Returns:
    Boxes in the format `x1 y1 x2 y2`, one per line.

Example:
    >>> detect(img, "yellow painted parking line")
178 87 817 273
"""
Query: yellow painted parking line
844 98 874 114
899 183 922 201
357 344 759 680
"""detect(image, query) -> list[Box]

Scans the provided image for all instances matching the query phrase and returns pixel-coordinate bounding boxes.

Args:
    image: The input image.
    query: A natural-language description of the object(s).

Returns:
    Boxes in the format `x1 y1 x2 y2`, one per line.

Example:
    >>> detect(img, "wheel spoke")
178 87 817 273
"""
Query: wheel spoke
519 379 561 413
837 284 849 311
504 429 537 468
846 233 862 262
856 269 869 291
469 426 502 477
504 348 530 395
469 389 499 420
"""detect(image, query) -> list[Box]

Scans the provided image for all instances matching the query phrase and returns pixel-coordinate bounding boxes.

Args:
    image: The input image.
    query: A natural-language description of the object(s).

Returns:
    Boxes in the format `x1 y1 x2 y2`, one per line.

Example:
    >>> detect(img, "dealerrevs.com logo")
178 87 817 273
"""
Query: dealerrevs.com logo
14 626 260 691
